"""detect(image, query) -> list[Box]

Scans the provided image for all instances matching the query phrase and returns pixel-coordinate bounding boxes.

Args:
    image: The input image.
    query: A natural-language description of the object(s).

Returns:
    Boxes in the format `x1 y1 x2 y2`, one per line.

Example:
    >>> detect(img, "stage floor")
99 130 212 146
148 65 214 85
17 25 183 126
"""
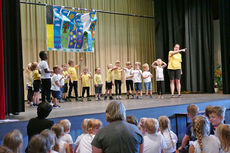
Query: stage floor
5 93 230 122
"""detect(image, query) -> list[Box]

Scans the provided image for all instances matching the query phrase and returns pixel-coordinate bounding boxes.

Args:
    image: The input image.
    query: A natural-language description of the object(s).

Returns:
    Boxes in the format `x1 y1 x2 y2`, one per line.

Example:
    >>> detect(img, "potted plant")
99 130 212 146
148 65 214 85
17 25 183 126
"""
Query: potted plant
214 64 222 93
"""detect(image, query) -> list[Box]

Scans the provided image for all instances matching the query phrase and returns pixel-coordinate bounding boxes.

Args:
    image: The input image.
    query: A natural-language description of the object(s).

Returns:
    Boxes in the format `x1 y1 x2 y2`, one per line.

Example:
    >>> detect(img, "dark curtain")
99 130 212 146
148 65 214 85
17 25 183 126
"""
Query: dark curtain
219 0 230 94
155 0 214 93
2 0 24 114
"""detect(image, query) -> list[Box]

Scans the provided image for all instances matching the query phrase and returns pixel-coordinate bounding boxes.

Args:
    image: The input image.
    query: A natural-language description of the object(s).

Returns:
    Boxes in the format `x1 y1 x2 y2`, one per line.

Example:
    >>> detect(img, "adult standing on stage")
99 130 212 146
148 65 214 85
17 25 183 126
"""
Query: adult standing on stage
167 44 186 97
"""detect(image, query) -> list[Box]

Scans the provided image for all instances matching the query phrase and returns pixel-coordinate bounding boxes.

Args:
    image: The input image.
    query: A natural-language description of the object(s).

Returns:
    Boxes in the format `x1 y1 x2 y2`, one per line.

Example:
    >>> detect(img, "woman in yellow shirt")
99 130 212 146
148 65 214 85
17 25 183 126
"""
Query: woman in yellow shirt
168 44 186 97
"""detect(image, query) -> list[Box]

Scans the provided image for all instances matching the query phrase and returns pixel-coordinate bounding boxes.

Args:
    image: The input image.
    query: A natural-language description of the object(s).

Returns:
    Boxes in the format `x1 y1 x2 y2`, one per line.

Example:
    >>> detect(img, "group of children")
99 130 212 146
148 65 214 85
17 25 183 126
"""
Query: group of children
25 50 168 107
1 104 230 153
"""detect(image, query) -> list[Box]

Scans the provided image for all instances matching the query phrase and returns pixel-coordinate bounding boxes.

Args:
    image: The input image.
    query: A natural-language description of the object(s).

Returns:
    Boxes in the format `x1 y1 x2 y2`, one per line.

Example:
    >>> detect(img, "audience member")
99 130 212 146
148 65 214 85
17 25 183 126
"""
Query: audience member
216 124 230 153
3 129 22 153
28 134 51 153
59 119 73 153
209 106 226 134
126 115 138 126
40 129 57 153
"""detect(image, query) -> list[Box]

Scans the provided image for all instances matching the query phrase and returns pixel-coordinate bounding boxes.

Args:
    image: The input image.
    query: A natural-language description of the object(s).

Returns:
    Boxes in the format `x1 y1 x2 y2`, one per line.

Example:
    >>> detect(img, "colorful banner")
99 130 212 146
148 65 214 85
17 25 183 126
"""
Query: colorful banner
46 6 97 52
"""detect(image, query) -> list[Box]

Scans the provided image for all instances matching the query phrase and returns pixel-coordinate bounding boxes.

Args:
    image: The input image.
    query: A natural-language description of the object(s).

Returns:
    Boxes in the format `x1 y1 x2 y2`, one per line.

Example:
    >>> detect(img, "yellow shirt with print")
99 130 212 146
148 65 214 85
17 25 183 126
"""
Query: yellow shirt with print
81 74 91 87
94 74 103 85
106 69 113 82
32 70 40 80
62 70 69 84
68 65 79 81
168 51 182 70
113 68 122 80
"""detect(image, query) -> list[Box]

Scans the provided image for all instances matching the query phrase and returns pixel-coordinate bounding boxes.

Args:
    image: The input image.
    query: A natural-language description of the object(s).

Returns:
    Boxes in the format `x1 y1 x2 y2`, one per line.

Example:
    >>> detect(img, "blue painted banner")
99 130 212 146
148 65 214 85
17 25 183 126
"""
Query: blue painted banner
46 6 97 52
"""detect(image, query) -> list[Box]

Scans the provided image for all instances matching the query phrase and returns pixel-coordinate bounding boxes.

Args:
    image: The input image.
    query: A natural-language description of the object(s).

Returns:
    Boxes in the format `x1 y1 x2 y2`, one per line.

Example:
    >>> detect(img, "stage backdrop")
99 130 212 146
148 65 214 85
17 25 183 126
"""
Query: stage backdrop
46 5 97 52
20 0 155 99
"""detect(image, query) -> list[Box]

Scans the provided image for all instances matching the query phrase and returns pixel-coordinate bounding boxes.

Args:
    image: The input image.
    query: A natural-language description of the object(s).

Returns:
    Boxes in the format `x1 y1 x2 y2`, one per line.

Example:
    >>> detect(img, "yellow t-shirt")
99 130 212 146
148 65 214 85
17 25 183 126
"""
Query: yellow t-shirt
113 68 122 80
62 70 69 84
94 74 103 85
168 51 182 70
68 65 79 81
27 71 33 87
81 74 91 87
32 70 40 80
106 69 113 82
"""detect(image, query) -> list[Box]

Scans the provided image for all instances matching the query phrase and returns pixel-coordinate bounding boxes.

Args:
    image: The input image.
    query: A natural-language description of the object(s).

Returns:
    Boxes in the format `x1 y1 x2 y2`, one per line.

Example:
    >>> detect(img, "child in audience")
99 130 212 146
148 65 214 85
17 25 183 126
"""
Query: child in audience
51 66 62 108
0 146 13 153
113 60 123 100
126 115 138 126
40 129 57 153
138 117 147 135
78 119 102 153
3 129 23 153
143 118 166 153
209 106 226 134
152 59 167 98
104 64 114 100
80 67 92 102
142 63 153 98
189 115 220 153
205 105 215 135
217 124 230 153
68 58 83 101
28 134 51 153
38 51 52 103
59 119 73 153
178 104 199 151
158 116 178 153
25 63 33 105
132 62 143 99
74 119 89 153
62 64 70 102
51 124 70 153
94 67 103 101
31 62 41 106
58 67 66 103
123 61 134 99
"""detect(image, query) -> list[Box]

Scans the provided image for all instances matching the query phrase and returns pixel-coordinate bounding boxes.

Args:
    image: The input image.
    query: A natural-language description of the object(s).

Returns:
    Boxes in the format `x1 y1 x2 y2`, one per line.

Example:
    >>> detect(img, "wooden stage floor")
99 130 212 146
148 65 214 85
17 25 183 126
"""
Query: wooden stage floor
3 93 229 122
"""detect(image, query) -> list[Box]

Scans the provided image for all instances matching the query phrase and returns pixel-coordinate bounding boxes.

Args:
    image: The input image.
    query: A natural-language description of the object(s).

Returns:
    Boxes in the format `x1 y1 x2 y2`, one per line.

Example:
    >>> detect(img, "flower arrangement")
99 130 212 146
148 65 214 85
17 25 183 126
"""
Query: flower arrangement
214 64 222 91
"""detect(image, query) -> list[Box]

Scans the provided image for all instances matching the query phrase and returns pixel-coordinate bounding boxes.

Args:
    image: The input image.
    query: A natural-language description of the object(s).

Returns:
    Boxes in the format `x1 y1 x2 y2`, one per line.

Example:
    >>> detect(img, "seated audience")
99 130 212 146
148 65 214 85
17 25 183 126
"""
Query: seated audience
91 101 144 153
78 119 102 153
204 105 215 135
158 116 178 153
40 129 57 153
3 129 23 153
143 118 166 153
189 115 220 153
138 117 147 135
216 124 230 153
209 106 226 134
126 115 138 126
28 134 51 153
0 146 13 153
59 119 73 153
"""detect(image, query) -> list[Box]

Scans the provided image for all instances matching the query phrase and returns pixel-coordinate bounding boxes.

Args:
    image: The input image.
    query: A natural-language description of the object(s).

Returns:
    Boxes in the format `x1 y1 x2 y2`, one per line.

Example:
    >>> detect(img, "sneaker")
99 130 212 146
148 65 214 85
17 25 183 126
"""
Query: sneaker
145 95 149 99
171 95 175 98
49 102 54 106
139 96 143 99
104 96 107 100
79 98 83 102
178 94 182 98
95 97 99 101
67 98 72 102
53 105 61 108
109 96 114 100
87 98 91 101
98 97 102 101
119 96 122 100
116 96 119 100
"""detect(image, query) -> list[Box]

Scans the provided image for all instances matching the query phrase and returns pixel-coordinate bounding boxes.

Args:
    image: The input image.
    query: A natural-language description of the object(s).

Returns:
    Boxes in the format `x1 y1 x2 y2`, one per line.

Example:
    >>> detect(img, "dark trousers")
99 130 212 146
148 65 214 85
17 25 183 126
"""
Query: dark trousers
157 81 165 95
115 80 122 95
27 86 33 102
82 87 90 97
41 79 51 103
68 81 78 98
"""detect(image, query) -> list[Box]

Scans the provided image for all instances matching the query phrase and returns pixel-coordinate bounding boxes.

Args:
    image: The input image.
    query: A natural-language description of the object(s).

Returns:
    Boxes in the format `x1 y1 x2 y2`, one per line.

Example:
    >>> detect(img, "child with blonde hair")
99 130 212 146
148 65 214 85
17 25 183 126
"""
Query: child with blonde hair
152 59 167 98
143 118 166 153
68 58 83 101
40 129 57 153
104 64 114 100
217 124 230 153
31 62 41 106
189 115 220 153
51 124 70 153
51 66 62 108
209 106 226 133
80 67 92 102
132 62 143 99
74 119 90 153
158 116 177 153
62 64 70 102
3 129 23 153
126 115 138 126
94 67 103 101
59 119 73 153
142 63 153 98
25 63 34 105
138 117 147 135
113 60 123 100
123 61 134 99
78 119 102 153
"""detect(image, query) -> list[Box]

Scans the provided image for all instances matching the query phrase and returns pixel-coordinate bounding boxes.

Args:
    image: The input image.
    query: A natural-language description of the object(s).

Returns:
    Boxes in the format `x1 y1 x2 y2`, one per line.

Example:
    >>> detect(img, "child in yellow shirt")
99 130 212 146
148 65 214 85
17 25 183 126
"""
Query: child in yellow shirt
31 62 41 106
62 64 70 102
94 67 103 101
80 67 92 102
104 64 115 100
113 60 123 100
68 58 83 101
25 63 34 105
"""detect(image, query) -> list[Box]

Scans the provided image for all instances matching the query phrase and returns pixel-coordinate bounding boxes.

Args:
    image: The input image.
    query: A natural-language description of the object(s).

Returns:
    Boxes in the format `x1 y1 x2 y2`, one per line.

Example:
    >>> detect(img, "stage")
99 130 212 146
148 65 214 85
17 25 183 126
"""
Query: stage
5 93 230 122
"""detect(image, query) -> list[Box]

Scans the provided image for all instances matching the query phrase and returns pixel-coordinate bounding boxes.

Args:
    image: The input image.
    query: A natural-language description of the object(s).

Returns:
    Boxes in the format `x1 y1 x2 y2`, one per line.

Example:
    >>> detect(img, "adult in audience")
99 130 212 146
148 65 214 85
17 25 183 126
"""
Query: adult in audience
28 134 51 153
3 129 23 153
91 101 143 153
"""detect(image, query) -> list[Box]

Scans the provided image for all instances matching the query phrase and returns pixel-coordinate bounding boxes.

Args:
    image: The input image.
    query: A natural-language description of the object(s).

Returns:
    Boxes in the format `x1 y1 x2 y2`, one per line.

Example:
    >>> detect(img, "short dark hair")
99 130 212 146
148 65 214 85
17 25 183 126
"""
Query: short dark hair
126 115 138 126
39 51 47 60
37 102 52 119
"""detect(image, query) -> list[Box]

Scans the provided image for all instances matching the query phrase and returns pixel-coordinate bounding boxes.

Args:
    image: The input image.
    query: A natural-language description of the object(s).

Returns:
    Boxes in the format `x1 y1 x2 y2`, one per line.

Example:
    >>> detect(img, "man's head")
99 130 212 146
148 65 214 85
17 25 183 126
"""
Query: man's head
37 102 53 119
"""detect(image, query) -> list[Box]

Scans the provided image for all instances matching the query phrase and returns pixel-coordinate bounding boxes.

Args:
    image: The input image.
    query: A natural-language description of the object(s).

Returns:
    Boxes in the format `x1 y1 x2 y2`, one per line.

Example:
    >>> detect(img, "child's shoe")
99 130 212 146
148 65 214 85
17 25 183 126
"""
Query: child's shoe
104 96 107 100
119 96 122 100
109 96 114 100
139 96 143 99
87 97 91 101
